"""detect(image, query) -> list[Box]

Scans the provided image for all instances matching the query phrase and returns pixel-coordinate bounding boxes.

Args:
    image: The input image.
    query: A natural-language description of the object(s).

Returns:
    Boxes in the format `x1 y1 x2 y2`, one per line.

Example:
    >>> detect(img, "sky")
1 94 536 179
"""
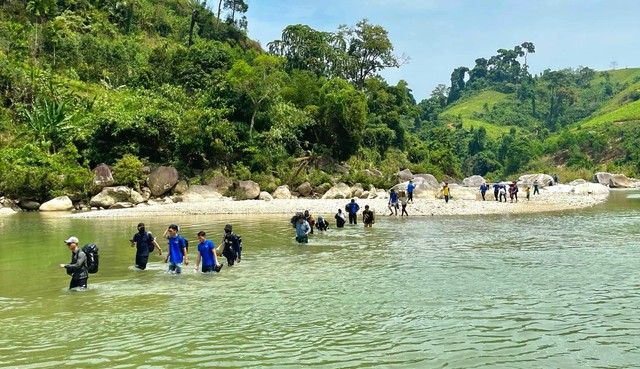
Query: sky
235 0 640 101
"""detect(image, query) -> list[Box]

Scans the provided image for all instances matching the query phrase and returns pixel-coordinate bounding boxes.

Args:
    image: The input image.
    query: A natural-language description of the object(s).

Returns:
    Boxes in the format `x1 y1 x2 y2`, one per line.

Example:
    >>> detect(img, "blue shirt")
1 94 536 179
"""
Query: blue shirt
197 239 215 267
390 192 398 204
168 235 186 263
347 202 360 214
295 220 310 237
407 182 415 193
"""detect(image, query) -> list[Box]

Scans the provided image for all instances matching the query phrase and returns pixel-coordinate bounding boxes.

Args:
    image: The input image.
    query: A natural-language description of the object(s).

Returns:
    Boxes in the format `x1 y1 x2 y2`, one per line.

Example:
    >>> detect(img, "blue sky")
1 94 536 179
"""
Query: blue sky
234 0 640 101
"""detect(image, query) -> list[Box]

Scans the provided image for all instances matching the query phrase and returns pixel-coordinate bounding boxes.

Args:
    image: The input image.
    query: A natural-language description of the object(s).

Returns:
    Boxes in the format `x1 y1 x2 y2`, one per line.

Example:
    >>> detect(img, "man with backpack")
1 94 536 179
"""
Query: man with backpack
130 222 162 270
164 224 188 274
220 224 242 265
59 236 88 290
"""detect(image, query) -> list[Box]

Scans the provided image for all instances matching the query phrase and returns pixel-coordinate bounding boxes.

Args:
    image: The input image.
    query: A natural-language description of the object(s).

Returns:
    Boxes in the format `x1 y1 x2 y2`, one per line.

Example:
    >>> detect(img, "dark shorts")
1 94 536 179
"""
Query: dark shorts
296 235 308 243
202 265 214 273
135 255 149 270
69 278 87 289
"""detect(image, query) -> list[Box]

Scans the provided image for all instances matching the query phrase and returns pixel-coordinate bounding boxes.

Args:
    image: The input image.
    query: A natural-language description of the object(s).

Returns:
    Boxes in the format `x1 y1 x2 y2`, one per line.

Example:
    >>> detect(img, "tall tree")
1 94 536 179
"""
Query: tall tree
226 54 286 139
334 19 406 89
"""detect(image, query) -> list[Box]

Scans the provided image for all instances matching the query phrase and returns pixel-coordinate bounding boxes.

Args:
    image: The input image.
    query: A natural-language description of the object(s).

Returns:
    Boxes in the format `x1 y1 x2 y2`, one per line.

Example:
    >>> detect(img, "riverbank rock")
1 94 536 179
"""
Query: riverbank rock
572 183 610 195
18 199 41 211
91 164 114 194
364 169 383 177
272 186 292 199
173 180 189 194
414 174 439 188
322 182 352 199
463 175 485 187
313 183 332 195
182 185 224 202
593 172 613 186
40 196 74 211
519 174 554 187
235 180 260 200
0 207 17 215
569 179 588 186
296 182 313 197
351 183 364 198
609 174 635 188
130 190 145 204
90 186 132 208
395 169 413 182
259 191 273 201
147 166 179 196
208 174 233 196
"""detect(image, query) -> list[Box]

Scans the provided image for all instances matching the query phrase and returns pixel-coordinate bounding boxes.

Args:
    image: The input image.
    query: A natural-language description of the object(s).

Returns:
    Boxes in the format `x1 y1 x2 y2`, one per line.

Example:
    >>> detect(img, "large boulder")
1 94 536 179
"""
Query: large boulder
462 175 485 187
130 190 145 204
235 180 260 200
208 174 233 196
296 182 313 197
609 174 635 188
519 174 554 187
0 207 17 215
173 180 189 194
272 186 292 199
413 174 439 188
90 186 132 208
182 185 224 202
593 172 613 186
569 179 588 186
39 196 74 211
395 169 414 182
351 183 364 198
321 182 352 199
572 183 610 195
18 199 41 211
147 166 179 196
91 164 114 193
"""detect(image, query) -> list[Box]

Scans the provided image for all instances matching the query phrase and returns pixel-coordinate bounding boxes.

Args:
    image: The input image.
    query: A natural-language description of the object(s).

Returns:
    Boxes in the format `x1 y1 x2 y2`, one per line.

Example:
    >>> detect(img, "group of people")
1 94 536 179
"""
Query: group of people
291 199 379 243
59 222 243 289
478 174 560 203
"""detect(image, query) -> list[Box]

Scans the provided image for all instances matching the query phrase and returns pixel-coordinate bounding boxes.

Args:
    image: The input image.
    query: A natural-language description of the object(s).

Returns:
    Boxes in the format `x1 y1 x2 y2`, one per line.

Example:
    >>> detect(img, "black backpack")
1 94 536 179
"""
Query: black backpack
144 232 156 253
179 235 188 251
82 243 99 274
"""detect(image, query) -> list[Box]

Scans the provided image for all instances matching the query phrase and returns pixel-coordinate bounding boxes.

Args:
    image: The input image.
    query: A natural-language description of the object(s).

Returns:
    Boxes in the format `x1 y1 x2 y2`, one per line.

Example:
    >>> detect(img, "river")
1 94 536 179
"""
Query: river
1 190 639 368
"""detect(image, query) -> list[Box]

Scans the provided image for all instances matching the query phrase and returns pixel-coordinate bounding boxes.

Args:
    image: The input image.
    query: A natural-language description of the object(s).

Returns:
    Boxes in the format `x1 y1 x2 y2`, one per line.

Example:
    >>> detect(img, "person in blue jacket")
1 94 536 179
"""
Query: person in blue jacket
407 180 415 202
345 198 360 225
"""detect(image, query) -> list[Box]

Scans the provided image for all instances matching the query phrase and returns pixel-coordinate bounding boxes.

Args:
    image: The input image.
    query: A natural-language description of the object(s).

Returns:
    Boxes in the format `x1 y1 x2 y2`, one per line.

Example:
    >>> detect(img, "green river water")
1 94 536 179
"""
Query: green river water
1 190 640 368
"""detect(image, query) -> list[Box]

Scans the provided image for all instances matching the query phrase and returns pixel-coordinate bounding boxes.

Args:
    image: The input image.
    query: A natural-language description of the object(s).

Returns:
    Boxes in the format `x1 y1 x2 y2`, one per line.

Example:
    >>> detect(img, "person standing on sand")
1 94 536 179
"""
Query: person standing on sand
533 180 540 195
480 183 488 201
553 173 559 185
493 183 500 201
407 180 415 203
335 209 346 228
362 205 375 228
442 183 450 203
526 186 531 201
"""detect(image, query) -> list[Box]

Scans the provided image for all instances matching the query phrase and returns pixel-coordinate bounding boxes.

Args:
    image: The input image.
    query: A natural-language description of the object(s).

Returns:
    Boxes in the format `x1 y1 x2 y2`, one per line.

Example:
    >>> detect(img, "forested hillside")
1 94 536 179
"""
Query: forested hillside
0 0 638 203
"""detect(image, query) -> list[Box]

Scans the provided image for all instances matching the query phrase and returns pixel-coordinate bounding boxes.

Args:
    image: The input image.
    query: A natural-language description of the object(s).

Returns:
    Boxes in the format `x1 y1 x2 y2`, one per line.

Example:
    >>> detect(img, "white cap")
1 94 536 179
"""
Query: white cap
64 236 79 244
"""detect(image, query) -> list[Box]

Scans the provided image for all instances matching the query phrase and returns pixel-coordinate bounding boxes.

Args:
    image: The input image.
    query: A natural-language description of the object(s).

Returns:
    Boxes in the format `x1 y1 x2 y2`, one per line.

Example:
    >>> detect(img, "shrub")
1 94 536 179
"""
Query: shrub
113 154 145 189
